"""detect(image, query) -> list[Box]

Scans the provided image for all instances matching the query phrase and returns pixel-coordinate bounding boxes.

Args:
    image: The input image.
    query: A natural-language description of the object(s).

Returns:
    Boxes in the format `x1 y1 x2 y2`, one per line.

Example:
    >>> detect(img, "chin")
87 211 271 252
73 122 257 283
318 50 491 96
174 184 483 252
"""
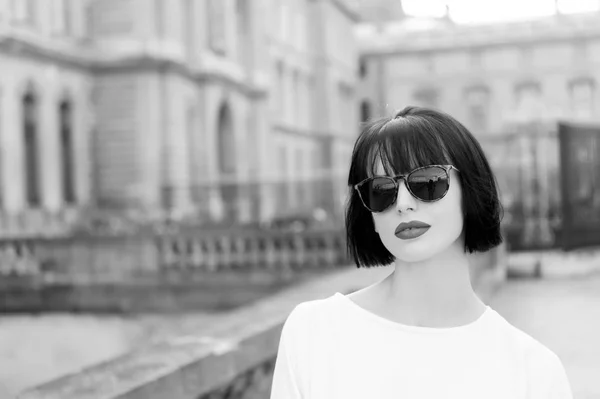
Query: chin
381 233 462 263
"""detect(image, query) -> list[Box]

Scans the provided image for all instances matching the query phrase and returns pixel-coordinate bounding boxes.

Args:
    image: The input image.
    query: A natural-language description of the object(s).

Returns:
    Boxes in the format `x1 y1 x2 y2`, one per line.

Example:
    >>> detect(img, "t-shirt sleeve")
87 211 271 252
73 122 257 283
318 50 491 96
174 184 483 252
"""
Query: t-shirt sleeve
546 354 573 399
529 349 573 399
270 306 305 399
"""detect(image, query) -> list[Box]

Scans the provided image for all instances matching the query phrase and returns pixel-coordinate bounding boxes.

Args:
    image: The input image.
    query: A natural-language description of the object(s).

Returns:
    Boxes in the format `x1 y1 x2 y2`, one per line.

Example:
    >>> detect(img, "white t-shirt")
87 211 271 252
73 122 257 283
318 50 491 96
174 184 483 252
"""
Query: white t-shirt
270 292 572 399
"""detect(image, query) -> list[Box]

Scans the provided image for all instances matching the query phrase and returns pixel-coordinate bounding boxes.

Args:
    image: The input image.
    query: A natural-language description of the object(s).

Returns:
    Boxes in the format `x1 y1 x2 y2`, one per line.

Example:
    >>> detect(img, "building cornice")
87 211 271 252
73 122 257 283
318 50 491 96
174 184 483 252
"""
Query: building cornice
358 13 600 57
0 35 94 70
330 0 360 22
274 124 358 142
0 35 269 98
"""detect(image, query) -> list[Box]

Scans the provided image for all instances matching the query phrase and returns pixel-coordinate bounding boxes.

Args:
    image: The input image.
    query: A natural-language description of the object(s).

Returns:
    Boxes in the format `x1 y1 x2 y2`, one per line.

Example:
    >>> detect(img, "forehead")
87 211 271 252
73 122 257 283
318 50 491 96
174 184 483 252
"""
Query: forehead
358 120 453 180
372 155 420 176
374 158 386 175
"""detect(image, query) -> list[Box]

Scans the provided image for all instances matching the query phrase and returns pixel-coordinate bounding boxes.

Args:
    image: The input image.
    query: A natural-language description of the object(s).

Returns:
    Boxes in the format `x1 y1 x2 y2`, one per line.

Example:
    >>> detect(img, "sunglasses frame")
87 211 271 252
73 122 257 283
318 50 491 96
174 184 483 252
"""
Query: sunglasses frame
353 164 460 213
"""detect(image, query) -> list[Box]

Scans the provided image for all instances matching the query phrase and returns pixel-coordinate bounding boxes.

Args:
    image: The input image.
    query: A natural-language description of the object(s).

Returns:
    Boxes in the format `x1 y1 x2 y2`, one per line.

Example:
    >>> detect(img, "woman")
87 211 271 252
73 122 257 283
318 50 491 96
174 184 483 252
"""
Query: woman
270 106 572 398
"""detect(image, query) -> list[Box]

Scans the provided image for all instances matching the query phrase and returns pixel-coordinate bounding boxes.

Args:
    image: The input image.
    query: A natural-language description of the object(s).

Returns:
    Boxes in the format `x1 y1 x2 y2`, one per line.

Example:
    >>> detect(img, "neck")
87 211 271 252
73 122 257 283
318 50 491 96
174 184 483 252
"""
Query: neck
382 244 484 326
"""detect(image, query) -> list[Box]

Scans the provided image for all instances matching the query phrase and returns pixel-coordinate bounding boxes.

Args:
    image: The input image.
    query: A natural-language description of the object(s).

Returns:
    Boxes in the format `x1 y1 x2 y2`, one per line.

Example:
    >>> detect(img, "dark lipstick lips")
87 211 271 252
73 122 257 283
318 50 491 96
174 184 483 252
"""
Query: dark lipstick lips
394 221 431 236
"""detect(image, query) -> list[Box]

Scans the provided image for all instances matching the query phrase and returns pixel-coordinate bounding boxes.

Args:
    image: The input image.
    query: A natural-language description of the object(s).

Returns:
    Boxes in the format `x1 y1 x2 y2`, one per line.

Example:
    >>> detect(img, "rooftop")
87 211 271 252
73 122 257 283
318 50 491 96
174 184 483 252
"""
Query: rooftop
356 11 600 55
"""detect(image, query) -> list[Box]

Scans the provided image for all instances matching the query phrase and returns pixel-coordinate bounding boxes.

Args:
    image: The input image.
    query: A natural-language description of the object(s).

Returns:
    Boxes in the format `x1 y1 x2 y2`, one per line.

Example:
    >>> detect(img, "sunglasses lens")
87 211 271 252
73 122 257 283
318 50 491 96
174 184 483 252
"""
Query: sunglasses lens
407 166 450 201
358 177 397 212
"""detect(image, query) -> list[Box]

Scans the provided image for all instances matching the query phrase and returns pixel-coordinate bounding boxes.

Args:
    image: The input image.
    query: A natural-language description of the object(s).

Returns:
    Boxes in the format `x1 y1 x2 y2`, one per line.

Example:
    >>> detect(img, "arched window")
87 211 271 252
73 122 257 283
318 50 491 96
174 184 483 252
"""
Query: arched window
413 87 439 109
292 70 300 124
217 102 235 174
0 87 3 208
216 102 237 221
359 58 367 79
465 86 490 134
186 104 202 203
276 61 284 117
236 0 248 64
183 0 195 58
23 87 41 207
569 78 595 119
14 0 36 24
60 99 76 204
207 0 226 54
360 100 371 122
52 0 73 34
515 81 543 121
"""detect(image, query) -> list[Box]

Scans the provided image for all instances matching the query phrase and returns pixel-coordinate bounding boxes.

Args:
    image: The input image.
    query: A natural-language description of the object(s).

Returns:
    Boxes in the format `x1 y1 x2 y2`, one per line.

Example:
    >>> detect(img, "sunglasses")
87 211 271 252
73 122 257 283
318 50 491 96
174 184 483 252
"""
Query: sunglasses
353 165 460 213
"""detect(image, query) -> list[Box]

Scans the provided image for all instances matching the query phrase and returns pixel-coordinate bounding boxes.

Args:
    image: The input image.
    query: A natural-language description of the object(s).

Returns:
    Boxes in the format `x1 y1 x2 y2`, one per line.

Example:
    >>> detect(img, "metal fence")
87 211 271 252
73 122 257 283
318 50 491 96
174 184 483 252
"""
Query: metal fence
481 119 600 251
160 173 348 229
558 121 600 249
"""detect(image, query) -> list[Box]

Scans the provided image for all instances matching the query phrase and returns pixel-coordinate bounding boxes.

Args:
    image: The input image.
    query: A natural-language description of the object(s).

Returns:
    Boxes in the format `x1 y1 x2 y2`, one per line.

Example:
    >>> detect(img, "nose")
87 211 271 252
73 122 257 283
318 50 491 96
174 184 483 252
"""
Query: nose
395 179 417 213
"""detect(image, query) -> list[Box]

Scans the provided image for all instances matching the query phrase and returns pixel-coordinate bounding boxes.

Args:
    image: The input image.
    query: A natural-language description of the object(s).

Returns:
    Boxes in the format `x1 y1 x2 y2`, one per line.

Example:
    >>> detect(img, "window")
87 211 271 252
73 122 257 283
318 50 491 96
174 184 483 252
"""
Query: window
183 0 195 58
338 83 354 135
52 0 73 34
296 0 307 50
306 75 315 131
413 87 439 109
515 82 543 121
292 70 300 125
359 58 367 79
23 88 41 207
280 0 289 41
360 100 371 122
296 148 305 207
0 0 8 22
60 100 76 204
217 103 235 175
282 67 291 125
570 78 594 119
235 0 248 64
277 62 285 123
277 143 291 211
187 105 201 202
207 0 226 55
465 86 490 134
13 0 35 23
0 88 3 208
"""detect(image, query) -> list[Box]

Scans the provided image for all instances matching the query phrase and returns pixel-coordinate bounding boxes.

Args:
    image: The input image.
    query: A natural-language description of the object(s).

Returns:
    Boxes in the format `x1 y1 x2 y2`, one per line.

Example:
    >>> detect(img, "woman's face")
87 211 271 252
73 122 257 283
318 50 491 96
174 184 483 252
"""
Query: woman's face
371 159 465 263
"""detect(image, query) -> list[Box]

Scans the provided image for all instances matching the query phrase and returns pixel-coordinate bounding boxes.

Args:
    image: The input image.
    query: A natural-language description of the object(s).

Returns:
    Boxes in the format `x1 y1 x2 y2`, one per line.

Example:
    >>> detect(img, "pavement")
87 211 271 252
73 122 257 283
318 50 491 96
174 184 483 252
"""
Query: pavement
491 270 600 399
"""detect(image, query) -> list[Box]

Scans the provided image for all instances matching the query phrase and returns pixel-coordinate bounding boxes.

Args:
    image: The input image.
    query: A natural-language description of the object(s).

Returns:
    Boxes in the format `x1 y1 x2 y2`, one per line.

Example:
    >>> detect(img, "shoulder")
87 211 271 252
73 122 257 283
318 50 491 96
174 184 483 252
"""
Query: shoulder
284 294 339 326
505 319 562 367
491 311 561 364
489 310 572 396
281 294 340 338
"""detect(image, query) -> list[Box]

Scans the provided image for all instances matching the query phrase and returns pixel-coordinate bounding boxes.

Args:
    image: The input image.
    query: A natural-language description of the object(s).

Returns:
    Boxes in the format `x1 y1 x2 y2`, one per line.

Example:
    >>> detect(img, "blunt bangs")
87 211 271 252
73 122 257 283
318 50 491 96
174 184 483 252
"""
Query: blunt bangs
348 116 453 185
345 106 503 268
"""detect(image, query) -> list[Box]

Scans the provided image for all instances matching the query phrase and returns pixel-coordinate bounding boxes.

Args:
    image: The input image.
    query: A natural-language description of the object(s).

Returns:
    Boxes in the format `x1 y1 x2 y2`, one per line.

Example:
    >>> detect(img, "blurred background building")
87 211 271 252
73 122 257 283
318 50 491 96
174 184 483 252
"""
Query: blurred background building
356 1 600 131
0 0 359 238
355 1 600 250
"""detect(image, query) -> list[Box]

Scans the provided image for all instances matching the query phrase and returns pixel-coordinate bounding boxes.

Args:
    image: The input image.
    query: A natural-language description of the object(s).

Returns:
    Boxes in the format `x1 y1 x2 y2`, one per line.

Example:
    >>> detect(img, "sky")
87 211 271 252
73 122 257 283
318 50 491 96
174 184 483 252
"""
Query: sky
402 0 600 24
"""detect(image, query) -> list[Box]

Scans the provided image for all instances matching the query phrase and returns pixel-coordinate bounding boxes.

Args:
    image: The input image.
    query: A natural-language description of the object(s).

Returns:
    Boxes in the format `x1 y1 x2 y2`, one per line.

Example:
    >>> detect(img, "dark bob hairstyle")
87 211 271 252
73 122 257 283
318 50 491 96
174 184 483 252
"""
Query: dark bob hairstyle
345 105 503 268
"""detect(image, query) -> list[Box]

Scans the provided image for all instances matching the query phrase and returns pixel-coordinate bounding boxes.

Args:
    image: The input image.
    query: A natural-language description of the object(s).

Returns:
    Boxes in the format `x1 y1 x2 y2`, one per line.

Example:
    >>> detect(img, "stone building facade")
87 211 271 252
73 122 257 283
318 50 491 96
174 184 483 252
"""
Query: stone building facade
357 11 600 134
0 0 360 237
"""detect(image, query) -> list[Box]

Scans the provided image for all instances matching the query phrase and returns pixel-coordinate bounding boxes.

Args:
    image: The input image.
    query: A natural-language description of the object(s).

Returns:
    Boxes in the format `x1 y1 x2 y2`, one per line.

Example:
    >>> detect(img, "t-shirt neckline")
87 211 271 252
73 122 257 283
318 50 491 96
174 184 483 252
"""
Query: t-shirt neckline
333 292 491 334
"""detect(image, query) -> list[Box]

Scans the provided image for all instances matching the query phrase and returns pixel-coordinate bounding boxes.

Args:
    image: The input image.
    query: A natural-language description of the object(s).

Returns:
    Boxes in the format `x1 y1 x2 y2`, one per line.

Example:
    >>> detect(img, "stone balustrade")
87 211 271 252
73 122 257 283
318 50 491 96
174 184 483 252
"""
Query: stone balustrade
0 228 350 312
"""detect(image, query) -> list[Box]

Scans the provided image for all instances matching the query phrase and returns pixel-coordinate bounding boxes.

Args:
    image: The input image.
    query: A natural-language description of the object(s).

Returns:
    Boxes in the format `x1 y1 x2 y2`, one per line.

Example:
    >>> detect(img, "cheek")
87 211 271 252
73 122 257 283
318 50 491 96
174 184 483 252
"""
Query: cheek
372 212 393 233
